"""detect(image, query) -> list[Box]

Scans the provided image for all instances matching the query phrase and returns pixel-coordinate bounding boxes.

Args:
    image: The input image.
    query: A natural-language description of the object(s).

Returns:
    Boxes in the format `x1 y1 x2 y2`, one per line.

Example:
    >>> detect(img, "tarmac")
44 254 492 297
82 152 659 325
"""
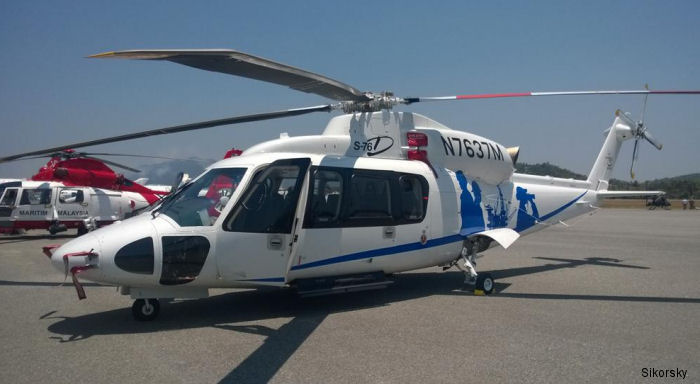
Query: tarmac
0 208 698 383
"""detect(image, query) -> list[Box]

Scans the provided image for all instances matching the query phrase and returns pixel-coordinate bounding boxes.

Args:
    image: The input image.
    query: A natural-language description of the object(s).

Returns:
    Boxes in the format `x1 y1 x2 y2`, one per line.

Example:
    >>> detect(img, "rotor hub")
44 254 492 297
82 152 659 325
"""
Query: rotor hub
338 91 402 113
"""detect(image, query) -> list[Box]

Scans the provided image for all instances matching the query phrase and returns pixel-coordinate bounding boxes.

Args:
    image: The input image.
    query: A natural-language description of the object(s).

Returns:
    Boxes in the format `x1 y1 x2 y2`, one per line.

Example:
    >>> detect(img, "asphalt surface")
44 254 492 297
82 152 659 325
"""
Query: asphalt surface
1 209 698 383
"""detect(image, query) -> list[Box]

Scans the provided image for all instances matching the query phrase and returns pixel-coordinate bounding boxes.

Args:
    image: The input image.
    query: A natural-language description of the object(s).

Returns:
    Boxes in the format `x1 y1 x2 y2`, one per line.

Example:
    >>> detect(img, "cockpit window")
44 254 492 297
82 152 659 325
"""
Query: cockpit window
158 168 246 227
0 188 18 206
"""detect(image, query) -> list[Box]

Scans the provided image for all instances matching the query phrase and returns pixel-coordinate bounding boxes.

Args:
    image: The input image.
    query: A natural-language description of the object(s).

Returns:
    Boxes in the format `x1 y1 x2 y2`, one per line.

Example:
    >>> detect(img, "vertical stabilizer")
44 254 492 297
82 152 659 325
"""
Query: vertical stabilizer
586 116 634 190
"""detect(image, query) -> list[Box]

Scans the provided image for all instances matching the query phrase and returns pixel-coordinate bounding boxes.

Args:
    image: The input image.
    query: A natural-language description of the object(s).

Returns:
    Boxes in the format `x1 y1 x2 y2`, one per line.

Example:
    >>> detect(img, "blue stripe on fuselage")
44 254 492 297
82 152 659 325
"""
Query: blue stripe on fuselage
290 234 463 271
284 190 588 273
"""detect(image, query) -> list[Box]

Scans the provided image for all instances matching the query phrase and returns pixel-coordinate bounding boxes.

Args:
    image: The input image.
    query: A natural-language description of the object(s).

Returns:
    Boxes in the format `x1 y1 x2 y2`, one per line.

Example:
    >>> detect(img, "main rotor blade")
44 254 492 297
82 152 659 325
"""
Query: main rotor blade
403 89 700 104
79 152 183 160
83 156 141 173
0 104 332 163
90 50 370 102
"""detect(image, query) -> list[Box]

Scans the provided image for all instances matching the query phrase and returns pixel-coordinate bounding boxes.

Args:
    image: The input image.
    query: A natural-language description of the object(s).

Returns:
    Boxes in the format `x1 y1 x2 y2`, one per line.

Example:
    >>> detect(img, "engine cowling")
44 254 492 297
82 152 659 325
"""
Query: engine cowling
418 128 515 185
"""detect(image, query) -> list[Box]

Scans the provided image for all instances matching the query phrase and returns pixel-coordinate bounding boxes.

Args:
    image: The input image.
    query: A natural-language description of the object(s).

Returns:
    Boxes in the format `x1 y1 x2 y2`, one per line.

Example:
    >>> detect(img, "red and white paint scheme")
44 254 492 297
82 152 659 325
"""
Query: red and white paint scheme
0 153 167 235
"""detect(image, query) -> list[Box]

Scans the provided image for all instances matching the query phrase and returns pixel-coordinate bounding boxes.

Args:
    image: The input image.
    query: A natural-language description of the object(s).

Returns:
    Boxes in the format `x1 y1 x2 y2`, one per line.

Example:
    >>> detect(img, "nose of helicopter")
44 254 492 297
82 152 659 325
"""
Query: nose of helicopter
50 232 101 274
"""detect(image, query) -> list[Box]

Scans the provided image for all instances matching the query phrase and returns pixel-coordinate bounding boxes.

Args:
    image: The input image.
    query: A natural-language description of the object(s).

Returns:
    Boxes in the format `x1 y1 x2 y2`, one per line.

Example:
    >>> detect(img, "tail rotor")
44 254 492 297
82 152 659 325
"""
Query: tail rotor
616 87 663 179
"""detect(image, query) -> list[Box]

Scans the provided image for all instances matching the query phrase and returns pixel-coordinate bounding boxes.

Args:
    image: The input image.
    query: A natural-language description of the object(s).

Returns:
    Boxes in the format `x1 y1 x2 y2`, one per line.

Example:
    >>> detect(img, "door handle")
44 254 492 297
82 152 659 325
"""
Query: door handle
383 226 396 239
268 235 284 250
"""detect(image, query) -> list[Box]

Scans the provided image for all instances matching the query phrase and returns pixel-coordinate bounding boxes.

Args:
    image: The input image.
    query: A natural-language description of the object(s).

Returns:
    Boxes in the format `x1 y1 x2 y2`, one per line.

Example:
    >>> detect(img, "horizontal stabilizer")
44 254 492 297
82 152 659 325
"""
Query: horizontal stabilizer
469 228 520 249
596 190 664 198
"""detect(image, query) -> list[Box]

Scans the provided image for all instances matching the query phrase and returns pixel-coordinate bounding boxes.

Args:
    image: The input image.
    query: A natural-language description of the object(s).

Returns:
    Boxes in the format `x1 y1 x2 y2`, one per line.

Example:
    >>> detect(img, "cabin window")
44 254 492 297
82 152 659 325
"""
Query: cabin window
20 189 52 205
0 188 18 206
305 169 344 226
398 175 425 221
347 174 392 219
115 237 154 275
225 160 307 234
160 236 210 285
303 167 428 228
59 189 84 204
158 168 246 227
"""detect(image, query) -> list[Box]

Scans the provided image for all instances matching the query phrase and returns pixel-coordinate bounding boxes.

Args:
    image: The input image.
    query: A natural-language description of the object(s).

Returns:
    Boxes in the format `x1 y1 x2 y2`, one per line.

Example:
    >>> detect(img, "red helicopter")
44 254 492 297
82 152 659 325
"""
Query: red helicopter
0 149 173 235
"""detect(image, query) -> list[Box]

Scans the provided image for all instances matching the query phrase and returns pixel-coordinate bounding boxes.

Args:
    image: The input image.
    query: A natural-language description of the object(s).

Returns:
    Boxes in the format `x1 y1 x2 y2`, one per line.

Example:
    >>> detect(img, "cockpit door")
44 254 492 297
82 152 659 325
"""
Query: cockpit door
216 158 311 284
0 187 19 218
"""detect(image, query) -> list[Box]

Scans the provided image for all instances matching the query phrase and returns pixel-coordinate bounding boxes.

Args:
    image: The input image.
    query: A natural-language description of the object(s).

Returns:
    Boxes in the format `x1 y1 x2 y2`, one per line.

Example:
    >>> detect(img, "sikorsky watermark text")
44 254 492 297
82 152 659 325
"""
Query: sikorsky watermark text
642 367 687 379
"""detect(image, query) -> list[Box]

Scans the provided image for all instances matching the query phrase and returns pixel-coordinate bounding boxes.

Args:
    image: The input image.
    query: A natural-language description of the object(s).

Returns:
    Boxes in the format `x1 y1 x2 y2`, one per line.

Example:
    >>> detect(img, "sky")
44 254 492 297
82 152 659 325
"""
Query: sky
1 1 699 181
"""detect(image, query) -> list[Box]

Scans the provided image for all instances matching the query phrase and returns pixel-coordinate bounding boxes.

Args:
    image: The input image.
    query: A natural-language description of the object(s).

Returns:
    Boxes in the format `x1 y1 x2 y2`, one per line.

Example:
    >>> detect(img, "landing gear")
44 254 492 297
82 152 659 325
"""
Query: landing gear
456 238 495 295
48 221 67 235
475 273 494 295
76 224 88 236
132 298 160 321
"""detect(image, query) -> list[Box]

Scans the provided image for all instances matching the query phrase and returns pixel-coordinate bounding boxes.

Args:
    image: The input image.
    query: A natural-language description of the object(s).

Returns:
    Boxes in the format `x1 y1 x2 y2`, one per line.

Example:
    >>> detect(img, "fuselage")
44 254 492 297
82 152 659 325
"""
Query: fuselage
49 138 599 296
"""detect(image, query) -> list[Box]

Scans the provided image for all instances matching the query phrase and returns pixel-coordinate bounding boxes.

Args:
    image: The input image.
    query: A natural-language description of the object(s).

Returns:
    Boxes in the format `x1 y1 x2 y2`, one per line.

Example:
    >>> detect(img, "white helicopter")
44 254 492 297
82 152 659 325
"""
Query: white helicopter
8 49 697 320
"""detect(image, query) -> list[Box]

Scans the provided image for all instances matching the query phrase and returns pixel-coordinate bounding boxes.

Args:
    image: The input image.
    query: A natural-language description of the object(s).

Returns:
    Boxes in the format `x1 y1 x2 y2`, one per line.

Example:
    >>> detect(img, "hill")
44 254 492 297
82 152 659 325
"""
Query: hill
126 158 214 185
515 162 586 179
128 159 697 198
516 163 699 198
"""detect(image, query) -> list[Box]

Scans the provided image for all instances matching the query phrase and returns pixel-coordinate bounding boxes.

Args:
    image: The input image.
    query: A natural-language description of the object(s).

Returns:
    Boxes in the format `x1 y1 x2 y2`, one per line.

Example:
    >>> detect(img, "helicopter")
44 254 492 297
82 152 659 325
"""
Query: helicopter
3 48 697 320
0 149 172 235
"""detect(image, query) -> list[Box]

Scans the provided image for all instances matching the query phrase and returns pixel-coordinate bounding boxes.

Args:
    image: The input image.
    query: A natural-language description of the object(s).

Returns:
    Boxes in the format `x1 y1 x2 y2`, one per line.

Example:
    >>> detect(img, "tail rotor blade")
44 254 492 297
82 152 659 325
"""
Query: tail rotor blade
630 138 640 179
639 84 649 125
643 130 663 150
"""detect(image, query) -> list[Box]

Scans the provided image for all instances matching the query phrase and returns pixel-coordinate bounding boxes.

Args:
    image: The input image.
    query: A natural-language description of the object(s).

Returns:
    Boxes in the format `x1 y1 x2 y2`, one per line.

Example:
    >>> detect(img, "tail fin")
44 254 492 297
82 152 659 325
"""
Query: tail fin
586 115 634 190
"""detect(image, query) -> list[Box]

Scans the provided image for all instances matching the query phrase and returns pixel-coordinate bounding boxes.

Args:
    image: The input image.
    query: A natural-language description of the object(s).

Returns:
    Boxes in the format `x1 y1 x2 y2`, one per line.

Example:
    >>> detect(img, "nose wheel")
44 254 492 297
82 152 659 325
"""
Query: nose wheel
132 298 160 321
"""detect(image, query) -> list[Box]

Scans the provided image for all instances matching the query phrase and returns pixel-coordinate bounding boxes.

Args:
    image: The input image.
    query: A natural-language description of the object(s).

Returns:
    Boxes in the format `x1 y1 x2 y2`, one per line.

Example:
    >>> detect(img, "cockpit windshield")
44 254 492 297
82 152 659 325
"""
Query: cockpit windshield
158 168 246 227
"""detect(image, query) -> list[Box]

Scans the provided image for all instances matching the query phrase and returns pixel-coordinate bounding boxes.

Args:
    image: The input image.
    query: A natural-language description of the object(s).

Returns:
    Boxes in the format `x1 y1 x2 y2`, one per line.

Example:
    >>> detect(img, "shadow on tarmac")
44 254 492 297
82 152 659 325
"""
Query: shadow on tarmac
0 233 75 245
42 257 699 383
0 280 105 287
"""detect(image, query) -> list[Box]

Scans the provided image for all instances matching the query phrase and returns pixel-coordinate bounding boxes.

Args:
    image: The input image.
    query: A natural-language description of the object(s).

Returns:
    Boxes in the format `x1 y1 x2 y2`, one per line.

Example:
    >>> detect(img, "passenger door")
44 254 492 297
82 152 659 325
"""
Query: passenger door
17 188 53 222
217 158 311 284
335 170 405 274
55 188 90 222
292 168 432 278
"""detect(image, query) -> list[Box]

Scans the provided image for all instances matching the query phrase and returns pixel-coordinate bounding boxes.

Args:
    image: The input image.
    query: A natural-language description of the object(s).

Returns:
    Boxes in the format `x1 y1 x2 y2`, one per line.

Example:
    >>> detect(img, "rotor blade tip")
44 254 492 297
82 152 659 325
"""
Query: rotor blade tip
87 51 116 59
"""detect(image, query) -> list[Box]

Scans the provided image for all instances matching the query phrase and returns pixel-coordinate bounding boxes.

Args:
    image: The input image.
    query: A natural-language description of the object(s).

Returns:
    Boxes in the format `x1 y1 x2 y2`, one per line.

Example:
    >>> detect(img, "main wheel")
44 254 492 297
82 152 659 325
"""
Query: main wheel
76 225 88 236
475 273 495 295
132 299 160 321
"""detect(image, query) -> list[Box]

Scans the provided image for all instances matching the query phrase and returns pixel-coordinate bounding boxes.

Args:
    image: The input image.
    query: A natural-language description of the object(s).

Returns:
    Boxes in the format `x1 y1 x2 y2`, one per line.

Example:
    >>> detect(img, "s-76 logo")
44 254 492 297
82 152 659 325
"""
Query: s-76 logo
353 136 394 157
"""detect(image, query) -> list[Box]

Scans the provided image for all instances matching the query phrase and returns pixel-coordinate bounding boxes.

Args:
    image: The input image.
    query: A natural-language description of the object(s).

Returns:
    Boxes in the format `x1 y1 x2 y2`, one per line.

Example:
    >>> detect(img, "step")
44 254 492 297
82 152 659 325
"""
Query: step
294 272 394 298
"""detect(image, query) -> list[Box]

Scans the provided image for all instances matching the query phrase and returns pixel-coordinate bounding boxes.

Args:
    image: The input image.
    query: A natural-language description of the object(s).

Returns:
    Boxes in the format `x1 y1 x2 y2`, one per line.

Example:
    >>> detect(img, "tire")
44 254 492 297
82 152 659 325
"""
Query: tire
132 299 160 321
475 273 495 295
77 225 88 236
